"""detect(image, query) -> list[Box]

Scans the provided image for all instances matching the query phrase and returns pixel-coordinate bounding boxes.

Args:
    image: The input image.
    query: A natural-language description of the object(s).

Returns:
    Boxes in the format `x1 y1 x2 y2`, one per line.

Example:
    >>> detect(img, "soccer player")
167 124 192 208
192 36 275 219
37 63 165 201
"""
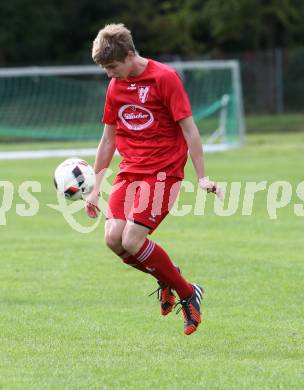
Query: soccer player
86 23 222 335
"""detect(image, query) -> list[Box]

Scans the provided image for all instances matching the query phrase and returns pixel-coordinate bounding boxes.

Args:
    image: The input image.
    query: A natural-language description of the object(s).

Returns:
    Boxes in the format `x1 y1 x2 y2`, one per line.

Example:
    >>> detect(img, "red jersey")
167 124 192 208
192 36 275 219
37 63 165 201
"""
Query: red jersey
102 59 192 178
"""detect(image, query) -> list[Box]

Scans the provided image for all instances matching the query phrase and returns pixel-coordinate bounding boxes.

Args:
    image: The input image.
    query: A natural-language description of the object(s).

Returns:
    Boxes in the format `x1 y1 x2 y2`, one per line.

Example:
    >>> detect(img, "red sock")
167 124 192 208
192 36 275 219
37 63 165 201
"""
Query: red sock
134 239 193 300
118 251 176 288
119 250 148 273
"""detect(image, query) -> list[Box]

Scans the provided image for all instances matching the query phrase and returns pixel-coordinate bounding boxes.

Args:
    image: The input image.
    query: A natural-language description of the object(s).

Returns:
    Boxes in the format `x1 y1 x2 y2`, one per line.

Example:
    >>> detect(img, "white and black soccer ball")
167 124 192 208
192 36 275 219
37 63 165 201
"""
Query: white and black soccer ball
54 158 96 201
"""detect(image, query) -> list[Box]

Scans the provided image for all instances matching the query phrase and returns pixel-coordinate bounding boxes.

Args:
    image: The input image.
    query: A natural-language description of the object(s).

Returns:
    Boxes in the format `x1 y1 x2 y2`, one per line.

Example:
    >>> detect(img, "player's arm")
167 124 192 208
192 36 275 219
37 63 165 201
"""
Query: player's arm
179 116 205 178
179 116 223 200
93 123 116 191
85 124 116 218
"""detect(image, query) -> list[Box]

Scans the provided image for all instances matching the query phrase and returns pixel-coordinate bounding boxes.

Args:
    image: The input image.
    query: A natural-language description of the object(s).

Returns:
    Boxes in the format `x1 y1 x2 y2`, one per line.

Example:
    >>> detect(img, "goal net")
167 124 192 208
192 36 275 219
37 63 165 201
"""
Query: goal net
0 61 245 152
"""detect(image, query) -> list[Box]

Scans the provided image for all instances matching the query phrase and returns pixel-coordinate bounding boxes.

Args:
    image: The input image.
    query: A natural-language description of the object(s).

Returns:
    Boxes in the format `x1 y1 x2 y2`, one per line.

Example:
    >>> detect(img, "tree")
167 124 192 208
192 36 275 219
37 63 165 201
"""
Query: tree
1 0 304 66
200 0 303 51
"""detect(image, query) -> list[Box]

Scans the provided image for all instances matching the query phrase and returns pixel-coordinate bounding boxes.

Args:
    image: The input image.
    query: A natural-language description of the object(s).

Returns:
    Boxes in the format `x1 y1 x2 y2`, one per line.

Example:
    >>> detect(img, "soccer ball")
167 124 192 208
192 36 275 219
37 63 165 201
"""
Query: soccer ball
54 158 96 201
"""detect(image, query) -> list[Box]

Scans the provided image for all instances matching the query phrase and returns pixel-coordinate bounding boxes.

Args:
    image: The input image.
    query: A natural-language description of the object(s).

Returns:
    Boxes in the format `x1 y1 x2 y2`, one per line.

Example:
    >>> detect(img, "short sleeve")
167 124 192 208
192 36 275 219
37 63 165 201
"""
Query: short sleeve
158 70 192 122
102 80 116 125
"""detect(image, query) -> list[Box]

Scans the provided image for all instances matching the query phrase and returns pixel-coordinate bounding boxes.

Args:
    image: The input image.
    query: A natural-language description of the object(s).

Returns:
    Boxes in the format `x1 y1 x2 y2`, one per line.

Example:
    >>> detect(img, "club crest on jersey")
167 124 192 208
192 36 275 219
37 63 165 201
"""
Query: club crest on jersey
138 86 150 103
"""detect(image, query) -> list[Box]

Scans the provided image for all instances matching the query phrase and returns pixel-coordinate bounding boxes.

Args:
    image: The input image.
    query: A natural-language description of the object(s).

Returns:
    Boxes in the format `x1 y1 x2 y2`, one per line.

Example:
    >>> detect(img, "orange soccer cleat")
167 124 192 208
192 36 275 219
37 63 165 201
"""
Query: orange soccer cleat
175 284 204 335
149 267 181 316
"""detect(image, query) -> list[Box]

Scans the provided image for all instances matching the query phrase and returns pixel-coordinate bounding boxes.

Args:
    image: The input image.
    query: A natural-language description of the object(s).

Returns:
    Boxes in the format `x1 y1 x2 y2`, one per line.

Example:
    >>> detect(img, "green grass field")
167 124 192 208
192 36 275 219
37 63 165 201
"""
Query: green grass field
1 132 304 389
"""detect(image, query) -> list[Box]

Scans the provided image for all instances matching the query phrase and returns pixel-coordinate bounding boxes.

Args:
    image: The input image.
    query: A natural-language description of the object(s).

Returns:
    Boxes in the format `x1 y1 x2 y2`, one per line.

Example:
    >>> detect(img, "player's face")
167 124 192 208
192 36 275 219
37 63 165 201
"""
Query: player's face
102 57 132 80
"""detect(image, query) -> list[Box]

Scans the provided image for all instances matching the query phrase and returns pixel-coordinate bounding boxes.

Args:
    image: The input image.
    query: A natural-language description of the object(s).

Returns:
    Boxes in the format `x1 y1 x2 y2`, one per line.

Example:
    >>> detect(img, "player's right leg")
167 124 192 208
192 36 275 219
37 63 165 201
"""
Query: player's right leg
105 218 178 313
104 173 149 273
104 218 126 255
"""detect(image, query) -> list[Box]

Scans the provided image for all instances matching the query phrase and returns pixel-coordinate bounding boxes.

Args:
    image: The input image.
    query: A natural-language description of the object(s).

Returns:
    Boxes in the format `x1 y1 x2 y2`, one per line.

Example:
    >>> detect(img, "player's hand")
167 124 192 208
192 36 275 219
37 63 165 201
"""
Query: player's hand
199 177 223 201
84 191 101 218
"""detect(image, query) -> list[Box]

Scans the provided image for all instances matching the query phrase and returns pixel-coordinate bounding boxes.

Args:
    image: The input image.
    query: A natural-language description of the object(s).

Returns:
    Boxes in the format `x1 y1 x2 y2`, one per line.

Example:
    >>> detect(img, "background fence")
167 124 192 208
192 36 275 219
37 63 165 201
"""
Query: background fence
161 47 304 116
216 47 304 115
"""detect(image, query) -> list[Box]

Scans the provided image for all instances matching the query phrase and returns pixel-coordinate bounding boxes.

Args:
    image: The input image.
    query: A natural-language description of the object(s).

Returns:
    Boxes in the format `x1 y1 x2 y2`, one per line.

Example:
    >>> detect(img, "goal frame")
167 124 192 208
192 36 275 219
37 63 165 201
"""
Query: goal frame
0 60 245 157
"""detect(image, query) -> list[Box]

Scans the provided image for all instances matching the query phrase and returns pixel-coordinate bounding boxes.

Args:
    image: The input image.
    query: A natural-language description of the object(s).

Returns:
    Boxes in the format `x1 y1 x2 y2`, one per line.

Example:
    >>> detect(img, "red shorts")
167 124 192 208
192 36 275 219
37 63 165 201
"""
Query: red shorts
107 172 181 233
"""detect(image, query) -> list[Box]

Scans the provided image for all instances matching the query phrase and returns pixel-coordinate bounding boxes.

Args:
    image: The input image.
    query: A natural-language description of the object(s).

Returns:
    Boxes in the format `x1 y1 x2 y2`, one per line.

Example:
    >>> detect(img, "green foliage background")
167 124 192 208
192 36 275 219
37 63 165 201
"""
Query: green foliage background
1 0 304 66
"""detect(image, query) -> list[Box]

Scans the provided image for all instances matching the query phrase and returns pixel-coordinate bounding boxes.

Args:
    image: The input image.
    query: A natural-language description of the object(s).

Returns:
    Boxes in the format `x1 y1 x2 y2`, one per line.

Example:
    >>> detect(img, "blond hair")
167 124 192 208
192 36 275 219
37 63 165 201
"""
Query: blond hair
92 23 136 65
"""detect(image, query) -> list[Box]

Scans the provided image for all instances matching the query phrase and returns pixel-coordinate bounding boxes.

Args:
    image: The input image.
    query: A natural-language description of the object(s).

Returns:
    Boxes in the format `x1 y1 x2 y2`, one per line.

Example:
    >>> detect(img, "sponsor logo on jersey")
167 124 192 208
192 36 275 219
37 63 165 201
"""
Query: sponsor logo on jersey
138 86 150 103
118 104 154 131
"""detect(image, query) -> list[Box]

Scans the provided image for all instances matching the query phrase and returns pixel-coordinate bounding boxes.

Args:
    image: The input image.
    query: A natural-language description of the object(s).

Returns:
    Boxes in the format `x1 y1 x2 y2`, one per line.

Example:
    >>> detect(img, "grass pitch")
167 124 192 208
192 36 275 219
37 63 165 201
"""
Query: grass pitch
0 132 303 389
